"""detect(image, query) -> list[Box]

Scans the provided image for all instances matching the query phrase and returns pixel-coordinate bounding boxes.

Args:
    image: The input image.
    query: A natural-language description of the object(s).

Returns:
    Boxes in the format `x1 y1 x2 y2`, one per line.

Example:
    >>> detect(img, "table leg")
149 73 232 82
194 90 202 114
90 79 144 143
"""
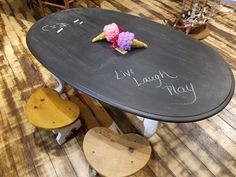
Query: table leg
52 119 82 145
136 116 161 137
51 73 65 94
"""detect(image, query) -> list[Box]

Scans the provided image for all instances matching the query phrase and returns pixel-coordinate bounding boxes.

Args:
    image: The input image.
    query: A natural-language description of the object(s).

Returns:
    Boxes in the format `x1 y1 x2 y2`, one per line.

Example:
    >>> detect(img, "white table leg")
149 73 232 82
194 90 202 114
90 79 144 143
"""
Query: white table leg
136 116 161 137
51 73 65 94
52 119 82 145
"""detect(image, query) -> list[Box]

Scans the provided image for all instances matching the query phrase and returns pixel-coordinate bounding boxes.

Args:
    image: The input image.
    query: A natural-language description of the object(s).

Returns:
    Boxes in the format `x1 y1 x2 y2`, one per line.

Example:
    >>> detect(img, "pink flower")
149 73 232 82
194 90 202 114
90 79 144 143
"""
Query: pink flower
103 23 119 42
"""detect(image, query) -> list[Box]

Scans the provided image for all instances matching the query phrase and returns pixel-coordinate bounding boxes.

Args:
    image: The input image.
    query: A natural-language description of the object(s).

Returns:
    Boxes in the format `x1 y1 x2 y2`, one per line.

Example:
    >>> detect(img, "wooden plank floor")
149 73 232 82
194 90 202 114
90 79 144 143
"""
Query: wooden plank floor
0 0 236 176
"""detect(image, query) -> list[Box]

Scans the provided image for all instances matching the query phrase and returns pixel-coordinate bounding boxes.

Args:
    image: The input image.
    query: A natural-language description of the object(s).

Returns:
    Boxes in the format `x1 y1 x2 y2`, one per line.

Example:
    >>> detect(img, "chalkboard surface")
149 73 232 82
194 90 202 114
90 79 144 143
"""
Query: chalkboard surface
26 8 234 122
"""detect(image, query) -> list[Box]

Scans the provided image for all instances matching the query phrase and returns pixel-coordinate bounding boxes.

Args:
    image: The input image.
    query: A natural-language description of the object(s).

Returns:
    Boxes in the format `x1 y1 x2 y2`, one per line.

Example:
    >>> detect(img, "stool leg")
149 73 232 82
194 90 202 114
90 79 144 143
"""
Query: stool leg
85 0 91 7
52 119 82 145
108 121 122 134
51 73 65 94
97 0 101 7
85 0 101 7
38 0 45 16
136 116 161 137
64 0 70 8
89 168 97 177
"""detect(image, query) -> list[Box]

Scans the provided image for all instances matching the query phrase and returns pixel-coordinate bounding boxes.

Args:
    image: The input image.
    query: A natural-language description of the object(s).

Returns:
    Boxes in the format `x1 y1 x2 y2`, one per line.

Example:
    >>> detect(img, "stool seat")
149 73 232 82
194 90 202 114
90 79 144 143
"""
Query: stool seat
83 127 152 177
25 87 80 129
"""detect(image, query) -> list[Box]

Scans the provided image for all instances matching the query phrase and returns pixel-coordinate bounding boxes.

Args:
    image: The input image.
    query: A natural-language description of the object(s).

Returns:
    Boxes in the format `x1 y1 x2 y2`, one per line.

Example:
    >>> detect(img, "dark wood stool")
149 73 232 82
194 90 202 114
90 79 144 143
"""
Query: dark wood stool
38 0 74 16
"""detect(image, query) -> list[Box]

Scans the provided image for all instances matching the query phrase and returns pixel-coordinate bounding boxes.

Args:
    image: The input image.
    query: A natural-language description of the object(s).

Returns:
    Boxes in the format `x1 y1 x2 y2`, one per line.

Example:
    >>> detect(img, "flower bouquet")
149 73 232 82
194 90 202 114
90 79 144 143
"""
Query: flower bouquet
92 23 148 54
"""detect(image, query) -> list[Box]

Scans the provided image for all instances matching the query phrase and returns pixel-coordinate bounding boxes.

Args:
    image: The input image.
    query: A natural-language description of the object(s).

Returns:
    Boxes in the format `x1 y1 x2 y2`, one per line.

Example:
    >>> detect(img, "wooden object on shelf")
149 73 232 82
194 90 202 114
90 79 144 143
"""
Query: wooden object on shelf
189 25 210 40
164 0 222 40
38 0 74 16
25 87 81 144
83 127 152 177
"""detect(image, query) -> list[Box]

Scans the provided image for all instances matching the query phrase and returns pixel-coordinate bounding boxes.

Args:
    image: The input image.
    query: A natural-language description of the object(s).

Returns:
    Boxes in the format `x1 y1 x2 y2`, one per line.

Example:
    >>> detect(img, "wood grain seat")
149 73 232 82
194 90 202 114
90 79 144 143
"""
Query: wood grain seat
83 127 152 177
25 87 80 129
25 87 81 144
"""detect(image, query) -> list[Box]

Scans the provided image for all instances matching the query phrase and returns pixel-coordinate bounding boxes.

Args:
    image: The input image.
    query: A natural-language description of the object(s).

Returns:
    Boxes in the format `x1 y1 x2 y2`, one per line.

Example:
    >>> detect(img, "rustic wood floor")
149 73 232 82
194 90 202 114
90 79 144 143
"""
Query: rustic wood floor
0 0 236 176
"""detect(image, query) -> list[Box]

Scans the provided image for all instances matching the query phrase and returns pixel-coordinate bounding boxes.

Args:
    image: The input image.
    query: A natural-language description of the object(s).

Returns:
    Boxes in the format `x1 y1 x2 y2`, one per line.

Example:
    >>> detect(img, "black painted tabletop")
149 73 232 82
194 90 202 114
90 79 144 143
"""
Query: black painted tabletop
26 8 234 122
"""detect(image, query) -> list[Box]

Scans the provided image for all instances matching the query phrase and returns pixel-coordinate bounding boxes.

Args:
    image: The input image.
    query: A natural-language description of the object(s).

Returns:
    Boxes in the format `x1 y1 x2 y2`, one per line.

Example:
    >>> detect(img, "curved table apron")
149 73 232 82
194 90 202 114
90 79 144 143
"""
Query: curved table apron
26 8 234 134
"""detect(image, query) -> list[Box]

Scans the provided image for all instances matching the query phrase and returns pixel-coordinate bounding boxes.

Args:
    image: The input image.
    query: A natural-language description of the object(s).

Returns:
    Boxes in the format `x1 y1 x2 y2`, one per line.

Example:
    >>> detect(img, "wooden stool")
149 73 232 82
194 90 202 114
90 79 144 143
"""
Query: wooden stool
38 0 74 16
25 87 81 144
83 127 152 177
85 0 101 7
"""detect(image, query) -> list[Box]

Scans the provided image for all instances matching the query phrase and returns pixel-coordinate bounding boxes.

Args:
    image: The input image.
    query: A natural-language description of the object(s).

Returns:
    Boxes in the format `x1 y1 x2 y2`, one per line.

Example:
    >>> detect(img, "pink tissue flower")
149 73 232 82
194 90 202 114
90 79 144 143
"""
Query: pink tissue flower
103 23 119 42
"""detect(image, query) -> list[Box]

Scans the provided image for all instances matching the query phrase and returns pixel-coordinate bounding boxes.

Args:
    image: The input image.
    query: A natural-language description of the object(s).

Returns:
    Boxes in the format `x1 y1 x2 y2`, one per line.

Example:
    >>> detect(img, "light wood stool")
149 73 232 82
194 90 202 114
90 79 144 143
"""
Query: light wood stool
83 127 152 177
25 87 81 145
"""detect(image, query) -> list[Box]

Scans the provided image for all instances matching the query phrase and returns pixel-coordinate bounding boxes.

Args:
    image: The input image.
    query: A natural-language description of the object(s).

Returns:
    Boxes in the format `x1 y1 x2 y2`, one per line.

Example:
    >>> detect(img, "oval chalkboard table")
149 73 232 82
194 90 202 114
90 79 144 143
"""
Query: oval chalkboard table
26 8 234 127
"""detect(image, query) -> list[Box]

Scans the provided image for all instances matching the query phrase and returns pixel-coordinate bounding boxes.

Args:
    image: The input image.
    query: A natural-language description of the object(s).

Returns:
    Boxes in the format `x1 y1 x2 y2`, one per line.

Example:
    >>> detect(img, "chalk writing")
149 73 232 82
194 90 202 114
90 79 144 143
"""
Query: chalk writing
115 69 134 80
132 71 177 87
41 25 50 32
159 71 178 79
162 83 197 104
57 28 63 33
73 19 80 23
42 18 84 33
42 23 70 32
133 76 161 87
114 68 197 105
